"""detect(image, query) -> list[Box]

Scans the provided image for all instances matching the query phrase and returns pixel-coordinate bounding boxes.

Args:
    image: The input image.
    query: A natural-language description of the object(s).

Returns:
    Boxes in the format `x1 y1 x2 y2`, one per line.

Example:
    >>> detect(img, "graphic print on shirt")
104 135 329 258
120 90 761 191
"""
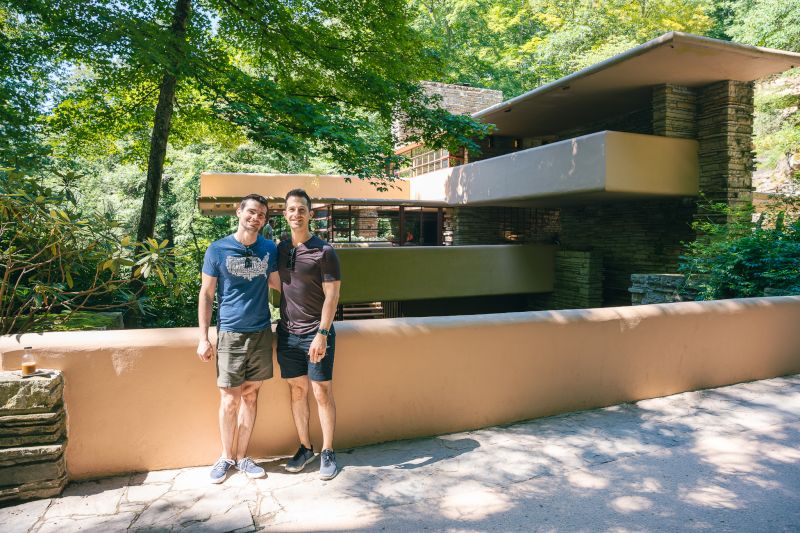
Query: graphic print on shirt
225 253 270 281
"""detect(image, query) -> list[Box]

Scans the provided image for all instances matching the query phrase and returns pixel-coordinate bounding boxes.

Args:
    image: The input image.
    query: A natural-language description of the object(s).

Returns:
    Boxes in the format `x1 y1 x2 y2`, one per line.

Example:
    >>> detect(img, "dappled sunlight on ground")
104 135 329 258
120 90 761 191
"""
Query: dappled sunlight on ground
680 483 741 510
439 481 513 521
610 495 654 514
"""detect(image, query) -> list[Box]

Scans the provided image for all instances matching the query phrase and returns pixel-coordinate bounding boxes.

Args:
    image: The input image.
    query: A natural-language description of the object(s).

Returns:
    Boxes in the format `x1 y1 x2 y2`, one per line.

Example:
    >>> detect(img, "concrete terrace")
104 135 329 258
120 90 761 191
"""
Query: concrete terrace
3 374 800 532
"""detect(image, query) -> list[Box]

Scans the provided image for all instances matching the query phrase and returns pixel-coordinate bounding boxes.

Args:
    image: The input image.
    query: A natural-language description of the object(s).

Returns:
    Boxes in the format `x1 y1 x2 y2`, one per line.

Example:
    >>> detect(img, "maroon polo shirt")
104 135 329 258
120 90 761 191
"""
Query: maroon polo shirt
277 236 341 335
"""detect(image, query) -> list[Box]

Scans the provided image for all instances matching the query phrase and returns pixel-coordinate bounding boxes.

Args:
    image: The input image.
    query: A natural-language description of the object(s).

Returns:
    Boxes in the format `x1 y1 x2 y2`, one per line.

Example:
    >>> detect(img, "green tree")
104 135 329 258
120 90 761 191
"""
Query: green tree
727 0 800 52
0 5 55 171
410 0 715 97
0 171 168 334
4 0 487 246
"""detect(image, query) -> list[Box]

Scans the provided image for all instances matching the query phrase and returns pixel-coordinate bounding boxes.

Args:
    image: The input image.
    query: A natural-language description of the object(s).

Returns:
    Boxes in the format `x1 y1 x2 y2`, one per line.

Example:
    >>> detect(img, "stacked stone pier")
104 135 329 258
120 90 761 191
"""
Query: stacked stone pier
0 370 67 502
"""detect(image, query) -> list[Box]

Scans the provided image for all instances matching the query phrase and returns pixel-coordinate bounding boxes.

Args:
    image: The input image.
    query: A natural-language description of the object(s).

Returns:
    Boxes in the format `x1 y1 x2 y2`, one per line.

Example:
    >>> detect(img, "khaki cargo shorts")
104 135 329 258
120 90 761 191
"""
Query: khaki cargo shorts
216 327 274 388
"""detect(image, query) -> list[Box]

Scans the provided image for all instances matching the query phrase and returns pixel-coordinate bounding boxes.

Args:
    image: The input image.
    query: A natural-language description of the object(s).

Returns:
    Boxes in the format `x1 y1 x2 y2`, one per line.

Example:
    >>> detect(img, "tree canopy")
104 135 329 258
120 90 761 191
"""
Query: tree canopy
2 0 800 331
408 0 715 97
3 0 489 241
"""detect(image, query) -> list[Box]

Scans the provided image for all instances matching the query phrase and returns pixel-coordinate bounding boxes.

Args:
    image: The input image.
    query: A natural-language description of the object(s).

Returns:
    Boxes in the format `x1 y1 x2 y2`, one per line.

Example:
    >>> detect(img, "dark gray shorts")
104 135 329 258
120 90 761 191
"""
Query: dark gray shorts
216 328 274 388
277 326 335 382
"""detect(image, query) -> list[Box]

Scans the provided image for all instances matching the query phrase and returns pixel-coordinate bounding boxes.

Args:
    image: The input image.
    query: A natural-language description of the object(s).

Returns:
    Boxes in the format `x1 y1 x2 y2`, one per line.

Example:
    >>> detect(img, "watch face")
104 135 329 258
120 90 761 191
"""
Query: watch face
319 328 329 336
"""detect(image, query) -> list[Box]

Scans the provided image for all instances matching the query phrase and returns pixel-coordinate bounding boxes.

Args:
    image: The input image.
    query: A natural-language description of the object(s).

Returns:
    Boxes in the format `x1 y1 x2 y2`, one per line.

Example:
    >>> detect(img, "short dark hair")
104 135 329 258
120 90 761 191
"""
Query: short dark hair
267 217 275 225
240 194 268 210
285 188 311 208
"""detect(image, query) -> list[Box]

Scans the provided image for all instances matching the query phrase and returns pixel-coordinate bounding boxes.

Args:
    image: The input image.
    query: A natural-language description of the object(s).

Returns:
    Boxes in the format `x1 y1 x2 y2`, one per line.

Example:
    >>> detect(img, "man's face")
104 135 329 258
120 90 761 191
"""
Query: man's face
284 195 312 231
237 199 268 232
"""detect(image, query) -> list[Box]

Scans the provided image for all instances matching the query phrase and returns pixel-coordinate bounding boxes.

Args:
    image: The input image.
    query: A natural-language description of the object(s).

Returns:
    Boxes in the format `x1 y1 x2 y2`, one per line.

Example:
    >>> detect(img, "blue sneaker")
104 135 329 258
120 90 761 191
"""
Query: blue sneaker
319 449 338 480
285 444 315 473
236 457 266 479
209 457 235 484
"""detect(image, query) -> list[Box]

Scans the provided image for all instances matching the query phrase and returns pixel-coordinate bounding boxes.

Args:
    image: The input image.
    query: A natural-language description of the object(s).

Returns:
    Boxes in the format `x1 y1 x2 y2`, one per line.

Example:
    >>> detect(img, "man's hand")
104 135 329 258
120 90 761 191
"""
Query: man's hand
308 333 327 363
197 340 214 362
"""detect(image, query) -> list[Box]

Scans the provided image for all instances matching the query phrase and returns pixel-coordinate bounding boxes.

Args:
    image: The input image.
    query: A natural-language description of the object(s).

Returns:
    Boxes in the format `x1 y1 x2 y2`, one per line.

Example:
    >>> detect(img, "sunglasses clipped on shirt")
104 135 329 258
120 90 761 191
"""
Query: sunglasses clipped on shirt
288 247 296 271
244 246 253 269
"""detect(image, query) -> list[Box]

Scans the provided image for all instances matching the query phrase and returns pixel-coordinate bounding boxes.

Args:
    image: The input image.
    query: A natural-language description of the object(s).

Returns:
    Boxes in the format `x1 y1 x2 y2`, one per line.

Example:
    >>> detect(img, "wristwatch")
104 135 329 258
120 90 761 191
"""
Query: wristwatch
318 328 330 337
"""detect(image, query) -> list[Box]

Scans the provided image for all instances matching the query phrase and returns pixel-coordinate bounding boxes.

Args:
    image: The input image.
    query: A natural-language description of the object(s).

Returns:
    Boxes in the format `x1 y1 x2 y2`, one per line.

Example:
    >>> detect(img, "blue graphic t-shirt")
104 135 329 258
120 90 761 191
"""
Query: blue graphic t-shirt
202 234 278 332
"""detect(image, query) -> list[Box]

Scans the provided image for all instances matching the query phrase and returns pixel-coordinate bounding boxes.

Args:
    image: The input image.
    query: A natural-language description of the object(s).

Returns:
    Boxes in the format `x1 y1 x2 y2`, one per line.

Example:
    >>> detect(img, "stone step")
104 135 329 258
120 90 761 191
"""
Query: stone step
0 443 67 502
0 371 68 502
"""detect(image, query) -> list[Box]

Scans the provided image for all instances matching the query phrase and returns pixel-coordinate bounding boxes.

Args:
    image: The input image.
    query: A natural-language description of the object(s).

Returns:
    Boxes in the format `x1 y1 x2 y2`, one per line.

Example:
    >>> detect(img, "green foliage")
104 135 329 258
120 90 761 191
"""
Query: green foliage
705 0 736 40
752 69 800 170
679 201 800 300
140 244 203 329
0 171 168 334
0 5 56 171
5 0 488 180
35 310 121 332
726 0 800 52
410 0 714 97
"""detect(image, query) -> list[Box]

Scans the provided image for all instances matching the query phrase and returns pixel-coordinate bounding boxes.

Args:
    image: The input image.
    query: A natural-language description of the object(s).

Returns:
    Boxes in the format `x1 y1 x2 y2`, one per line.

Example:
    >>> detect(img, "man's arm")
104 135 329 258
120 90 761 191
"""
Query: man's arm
197 273 218 362
308 280 340 363
268 271 281 292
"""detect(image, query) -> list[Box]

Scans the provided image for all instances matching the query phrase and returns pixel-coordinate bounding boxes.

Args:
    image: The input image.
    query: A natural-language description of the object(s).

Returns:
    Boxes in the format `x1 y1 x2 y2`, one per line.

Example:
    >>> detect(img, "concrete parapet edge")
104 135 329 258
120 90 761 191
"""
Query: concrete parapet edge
1 296 799 479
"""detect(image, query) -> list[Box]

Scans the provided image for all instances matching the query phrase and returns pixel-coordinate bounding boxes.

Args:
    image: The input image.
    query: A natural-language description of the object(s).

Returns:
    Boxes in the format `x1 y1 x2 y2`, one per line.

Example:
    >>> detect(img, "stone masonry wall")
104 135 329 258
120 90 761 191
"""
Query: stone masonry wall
527 250 604 310
0 371 67 501
653 84 697 139
395 82 503 146
697 80 755 218
559 198 696 307
446 207 560 246
420 81 504 116
629 274 691 305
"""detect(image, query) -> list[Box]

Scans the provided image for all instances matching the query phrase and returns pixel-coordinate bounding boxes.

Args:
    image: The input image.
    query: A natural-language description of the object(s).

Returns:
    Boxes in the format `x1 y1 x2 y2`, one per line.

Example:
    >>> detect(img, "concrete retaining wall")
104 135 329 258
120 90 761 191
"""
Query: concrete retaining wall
2 296 799 480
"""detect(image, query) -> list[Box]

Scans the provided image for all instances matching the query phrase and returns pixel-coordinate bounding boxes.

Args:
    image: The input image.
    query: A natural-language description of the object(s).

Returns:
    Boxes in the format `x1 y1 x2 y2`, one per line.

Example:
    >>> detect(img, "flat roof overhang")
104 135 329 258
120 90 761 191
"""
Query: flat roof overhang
474 32 800 138
199 131 698 214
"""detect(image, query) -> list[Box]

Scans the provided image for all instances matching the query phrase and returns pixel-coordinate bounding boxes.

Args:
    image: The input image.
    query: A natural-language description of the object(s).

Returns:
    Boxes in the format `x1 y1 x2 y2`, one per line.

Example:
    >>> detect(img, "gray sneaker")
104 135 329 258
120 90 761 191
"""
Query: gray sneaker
319 449 338 480
236 457 266 479
285 444 315 473
209 457 235 484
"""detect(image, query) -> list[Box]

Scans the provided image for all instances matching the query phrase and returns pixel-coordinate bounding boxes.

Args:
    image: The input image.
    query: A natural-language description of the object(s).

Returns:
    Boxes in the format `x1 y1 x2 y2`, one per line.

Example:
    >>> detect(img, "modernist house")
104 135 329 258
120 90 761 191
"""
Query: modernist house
199 32 800 318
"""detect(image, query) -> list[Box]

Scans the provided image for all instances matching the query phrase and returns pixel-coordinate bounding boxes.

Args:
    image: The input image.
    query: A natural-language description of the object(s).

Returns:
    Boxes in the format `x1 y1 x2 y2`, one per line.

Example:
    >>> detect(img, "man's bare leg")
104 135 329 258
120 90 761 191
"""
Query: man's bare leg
311 380 336 451
219 387 242 459
287 376 312 449
235 380 262 460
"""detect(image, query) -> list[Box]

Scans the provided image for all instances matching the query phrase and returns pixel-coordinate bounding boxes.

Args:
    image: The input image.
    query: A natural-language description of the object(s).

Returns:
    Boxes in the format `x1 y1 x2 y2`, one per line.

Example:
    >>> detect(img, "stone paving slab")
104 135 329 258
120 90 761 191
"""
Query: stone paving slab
1 374 799 532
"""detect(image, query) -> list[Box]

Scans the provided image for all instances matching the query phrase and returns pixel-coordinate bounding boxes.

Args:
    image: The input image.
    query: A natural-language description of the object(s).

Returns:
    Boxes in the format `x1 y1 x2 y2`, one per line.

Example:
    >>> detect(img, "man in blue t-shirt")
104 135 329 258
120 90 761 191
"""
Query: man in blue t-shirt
197 194 278 484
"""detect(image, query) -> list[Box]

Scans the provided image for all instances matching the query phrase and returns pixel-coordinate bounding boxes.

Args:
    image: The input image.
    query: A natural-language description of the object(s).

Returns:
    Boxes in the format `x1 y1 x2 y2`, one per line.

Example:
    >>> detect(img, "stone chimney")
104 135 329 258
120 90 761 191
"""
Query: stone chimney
394 82 503 147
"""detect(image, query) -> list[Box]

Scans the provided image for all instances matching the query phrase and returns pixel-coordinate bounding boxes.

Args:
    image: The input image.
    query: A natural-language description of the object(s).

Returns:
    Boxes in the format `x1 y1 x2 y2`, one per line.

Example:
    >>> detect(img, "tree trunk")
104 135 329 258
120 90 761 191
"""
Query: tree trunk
127 0 190 328
135 0 191 243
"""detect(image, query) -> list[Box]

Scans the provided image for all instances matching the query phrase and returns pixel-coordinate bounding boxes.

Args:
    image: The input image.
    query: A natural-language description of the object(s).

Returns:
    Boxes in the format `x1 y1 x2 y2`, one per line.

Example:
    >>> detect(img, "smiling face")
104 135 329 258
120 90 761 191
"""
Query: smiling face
236 199 268 233
284 195 312 233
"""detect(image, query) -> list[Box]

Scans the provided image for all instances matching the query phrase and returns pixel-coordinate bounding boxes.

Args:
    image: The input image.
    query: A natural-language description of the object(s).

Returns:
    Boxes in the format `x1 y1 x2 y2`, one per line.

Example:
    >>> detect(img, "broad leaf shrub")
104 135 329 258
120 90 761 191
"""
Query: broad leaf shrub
679 198 800 300
0 171 168 334
140 243 203 329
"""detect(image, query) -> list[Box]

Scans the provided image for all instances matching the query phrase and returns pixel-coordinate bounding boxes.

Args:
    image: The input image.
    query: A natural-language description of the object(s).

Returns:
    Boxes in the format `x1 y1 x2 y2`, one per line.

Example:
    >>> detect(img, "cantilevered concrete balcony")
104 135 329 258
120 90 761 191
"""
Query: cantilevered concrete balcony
198 131 698 214
407 131 699 207
198 173 418 215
